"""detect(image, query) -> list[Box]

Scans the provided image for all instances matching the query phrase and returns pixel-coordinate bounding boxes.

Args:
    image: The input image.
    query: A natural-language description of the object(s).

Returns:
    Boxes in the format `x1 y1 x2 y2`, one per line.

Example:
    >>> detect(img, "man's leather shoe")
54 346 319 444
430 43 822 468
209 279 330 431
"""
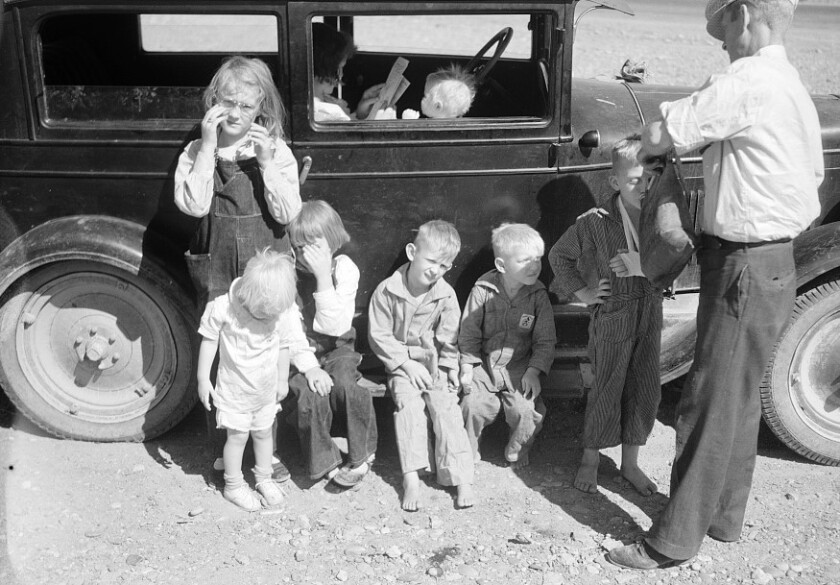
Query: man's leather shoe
606 542 687 570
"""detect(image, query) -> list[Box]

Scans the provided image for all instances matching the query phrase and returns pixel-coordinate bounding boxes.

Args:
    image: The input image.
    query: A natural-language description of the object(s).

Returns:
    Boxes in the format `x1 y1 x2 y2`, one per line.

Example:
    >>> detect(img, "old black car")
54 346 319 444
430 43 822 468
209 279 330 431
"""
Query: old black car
1 0 839 465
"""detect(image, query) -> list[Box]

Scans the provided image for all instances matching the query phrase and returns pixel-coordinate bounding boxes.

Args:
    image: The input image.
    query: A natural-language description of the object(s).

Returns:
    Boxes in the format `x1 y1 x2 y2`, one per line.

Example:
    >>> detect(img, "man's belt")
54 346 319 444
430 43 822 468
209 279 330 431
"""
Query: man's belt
700 234 791 250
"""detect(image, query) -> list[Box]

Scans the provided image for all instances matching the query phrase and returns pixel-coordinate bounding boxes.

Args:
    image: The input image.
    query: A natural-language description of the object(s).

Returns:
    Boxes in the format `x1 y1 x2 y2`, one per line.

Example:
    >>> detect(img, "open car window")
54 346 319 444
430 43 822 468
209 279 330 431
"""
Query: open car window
310 12 552 126
39 13 279 128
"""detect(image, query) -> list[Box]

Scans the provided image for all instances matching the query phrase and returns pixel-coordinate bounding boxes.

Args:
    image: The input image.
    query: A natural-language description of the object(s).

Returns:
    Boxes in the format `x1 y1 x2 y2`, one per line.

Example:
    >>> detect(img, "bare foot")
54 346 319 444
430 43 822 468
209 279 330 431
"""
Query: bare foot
509 449 530 469
574 461 599 494
621 464 658 496
401 471 422 511
456 483 475 508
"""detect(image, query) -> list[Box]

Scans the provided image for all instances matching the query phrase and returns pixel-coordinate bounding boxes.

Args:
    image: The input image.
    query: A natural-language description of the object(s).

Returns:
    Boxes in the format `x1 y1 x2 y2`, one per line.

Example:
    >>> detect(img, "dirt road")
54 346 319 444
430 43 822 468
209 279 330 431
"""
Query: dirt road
2 387 840 585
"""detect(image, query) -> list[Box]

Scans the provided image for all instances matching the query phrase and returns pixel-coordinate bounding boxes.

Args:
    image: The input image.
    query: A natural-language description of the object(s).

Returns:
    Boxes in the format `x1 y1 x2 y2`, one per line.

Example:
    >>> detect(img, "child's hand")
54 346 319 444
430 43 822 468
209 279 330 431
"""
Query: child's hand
400 359 433 391
248 123 275 166
610 249 631 277
199 104 229 149
459 363 474 393
575 278 611 306
356 83 386 119
521 367 542 400
305 367 334 397
197 379 216 411
610 250 644 278
445 367 459 392
299 239 333 285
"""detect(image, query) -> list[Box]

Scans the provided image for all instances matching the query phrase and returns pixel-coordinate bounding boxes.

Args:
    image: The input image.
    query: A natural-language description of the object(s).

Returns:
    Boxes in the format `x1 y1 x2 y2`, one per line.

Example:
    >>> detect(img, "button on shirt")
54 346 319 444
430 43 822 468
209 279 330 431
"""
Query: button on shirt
660 45 824 242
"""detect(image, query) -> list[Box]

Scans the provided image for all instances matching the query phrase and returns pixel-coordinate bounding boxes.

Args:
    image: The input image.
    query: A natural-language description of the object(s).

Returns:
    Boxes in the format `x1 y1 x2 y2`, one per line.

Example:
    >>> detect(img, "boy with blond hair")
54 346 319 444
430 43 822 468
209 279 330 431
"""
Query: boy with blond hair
368 220 475 511
549 135 662 497
459 223 556 468
197 249 311 511
420 65 476 119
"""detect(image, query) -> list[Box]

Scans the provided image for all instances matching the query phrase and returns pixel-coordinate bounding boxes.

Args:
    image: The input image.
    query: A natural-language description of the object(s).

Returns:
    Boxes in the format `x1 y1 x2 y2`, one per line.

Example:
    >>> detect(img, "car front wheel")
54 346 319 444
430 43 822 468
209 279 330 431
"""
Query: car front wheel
0 261 197 442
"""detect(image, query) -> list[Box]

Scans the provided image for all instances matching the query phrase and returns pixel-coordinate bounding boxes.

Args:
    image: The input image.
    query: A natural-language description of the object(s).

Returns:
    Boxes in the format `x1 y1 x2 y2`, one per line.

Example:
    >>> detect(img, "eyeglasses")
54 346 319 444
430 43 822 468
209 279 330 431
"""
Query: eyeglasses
214 94 261 116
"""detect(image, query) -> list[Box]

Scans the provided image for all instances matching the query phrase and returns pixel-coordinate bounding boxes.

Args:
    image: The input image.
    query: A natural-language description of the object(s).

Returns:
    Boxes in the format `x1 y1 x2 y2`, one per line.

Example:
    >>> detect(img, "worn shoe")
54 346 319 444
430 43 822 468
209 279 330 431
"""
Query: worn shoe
332 461 370 488
271 457 291 483
223 485 263 512
606 542 687 570
256 480 287 507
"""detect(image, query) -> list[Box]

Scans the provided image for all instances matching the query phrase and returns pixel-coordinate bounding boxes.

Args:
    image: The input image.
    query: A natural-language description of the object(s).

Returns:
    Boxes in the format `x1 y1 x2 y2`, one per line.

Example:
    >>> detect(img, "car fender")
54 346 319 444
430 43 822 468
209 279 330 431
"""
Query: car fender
793 221 840 287
0 215 190 302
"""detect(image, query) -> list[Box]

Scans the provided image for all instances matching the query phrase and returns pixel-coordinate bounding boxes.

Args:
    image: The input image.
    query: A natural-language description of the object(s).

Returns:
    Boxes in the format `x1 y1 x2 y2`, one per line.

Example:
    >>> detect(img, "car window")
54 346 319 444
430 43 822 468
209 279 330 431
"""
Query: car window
39 13 279 127
353 15 532 59
311 12 550 125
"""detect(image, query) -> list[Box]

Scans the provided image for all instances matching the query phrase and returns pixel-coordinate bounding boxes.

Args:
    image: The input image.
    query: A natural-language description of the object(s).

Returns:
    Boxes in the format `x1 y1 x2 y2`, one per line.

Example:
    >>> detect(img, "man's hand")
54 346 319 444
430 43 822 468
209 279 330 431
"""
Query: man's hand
639 119 672 172
305 366 334 397
197 379 216 411
521 367 542 400
574 278 611 305
400 359 433 391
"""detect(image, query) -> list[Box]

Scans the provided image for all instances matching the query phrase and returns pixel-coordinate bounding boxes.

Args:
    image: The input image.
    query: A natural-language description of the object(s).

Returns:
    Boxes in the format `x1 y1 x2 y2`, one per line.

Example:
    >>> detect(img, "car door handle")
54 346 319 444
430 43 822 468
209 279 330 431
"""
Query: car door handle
299 156 312 185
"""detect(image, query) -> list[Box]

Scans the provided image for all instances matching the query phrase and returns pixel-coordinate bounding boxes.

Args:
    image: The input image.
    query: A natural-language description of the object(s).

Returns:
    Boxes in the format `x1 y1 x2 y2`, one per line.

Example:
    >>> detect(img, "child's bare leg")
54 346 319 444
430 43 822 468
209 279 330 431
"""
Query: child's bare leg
456 483 475 508
620 444 658 496
574 448 599 494
402 470 422 511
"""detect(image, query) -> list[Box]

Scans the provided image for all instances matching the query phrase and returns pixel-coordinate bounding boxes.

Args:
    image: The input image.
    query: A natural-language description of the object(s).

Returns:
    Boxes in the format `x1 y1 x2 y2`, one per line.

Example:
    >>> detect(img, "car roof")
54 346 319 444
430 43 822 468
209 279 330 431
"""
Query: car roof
3 0 580 7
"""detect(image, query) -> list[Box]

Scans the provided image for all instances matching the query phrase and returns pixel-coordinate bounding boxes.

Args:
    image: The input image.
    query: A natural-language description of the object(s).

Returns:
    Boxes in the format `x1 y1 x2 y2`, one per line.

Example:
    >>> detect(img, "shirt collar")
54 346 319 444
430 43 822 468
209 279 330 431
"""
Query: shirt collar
475 269 546 298
755 44 788 60
383 263 452 303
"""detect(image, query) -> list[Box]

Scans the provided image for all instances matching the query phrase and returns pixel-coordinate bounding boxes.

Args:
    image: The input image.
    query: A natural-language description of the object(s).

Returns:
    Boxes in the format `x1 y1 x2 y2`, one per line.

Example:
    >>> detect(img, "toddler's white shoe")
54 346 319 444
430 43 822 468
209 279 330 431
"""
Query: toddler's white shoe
223 485 263 512
256 480 287 507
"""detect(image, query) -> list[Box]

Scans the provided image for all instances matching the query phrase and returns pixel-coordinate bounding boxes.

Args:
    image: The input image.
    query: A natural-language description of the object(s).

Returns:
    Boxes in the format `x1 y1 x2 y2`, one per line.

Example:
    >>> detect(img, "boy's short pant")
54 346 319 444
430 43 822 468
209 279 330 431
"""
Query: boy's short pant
216 402 278 432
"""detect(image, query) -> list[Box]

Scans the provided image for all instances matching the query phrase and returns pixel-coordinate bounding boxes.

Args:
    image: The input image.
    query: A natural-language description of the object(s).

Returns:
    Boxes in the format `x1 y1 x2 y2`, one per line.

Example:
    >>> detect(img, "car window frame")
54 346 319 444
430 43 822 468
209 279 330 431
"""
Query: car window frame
21 4 289 140
288 2 567 145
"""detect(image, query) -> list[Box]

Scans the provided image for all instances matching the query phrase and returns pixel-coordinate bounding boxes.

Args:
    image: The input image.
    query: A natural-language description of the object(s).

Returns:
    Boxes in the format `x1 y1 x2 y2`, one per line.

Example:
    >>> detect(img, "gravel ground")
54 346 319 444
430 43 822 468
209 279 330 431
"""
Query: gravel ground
2 387 839 585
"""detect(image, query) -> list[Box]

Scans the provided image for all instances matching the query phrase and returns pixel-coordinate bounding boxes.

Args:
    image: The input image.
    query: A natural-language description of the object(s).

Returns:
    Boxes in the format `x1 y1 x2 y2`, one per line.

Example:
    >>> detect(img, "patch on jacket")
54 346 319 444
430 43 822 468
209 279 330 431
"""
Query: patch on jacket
518 314 535 330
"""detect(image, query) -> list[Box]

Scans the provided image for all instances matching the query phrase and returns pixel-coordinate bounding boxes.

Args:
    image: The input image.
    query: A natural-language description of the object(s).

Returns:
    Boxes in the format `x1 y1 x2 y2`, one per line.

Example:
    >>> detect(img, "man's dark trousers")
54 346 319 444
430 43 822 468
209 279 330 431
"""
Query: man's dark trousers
646 239 796 560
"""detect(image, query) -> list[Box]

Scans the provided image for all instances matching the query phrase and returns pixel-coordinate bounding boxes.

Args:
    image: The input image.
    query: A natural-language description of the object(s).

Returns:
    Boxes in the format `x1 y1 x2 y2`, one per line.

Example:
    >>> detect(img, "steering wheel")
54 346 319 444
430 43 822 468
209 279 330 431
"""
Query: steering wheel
464 27 513 85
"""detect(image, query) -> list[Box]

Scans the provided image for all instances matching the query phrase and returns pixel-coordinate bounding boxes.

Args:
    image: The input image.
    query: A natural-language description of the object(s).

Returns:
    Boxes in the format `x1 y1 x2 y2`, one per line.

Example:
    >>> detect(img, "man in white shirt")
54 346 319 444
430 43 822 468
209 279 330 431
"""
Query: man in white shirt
607 0 824 570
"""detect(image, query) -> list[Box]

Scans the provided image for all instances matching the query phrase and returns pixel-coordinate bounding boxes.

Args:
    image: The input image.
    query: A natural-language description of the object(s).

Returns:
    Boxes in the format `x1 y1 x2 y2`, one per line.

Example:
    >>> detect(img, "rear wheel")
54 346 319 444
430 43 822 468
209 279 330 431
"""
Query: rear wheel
0 261 197 441
761 280 840 466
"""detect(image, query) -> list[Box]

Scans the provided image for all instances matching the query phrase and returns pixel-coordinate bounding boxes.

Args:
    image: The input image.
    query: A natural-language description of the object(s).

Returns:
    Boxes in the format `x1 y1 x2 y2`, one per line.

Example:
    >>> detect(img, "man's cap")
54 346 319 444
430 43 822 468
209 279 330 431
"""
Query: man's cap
705 0 798 41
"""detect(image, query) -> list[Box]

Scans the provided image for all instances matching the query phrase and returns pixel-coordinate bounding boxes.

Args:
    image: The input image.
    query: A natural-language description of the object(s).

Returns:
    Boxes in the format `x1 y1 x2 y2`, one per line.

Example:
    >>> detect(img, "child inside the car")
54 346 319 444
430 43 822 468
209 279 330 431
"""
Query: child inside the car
402 65 477 119
312 22 385 122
